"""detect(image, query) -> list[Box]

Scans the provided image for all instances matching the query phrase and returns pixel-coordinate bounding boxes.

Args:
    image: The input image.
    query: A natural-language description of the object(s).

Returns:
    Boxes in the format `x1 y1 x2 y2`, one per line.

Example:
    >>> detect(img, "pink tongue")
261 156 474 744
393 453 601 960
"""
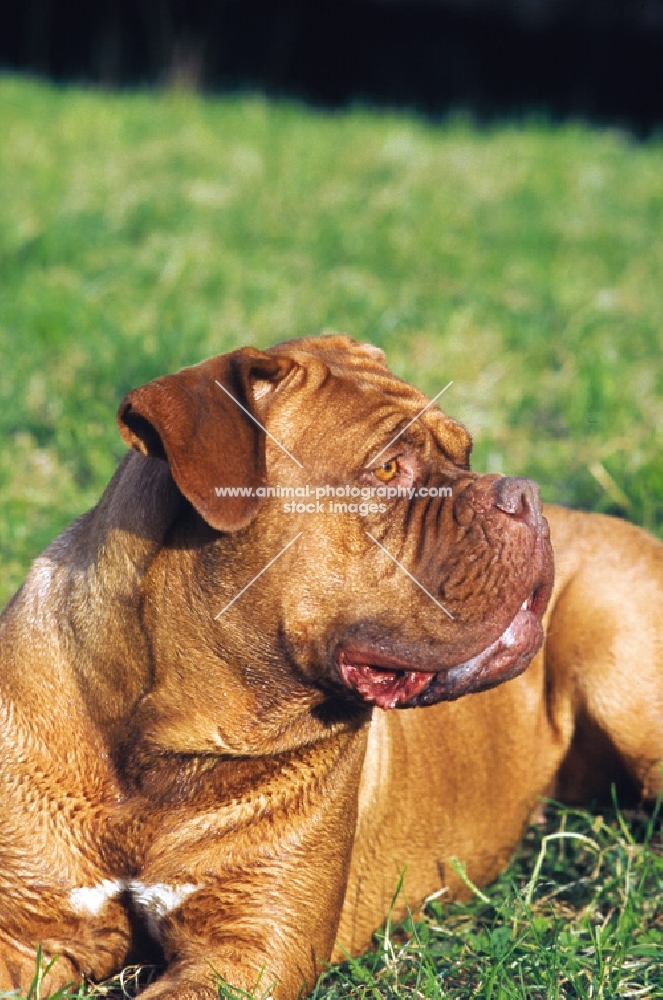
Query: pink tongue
338 663 433 710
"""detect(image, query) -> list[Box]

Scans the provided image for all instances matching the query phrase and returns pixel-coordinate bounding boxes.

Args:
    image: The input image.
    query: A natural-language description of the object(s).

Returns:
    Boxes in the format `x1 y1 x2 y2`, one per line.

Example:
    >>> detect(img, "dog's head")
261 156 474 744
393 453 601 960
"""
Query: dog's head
118 335 552 732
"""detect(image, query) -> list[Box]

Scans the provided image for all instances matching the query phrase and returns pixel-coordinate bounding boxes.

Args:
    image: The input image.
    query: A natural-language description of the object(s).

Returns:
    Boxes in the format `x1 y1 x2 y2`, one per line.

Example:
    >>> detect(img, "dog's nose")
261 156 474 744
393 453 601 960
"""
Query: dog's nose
493 477 542 528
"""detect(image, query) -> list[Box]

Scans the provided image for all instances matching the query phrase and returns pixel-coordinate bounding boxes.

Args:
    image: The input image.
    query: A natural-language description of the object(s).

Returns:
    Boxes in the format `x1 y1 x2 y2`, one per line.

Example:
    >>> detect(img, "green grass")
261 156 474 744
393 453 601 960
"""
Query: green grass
310 801 663 999
1 76 662 605
0 76 662 998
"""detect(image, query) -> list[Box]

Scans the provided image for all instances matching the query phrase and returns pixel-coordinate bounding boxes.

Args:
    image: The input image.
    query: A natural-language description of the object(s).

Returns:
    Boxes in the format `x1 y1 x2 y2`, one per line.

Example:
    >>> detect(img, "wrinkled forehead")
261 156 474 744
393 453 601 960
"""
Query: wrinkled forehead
343 369 472 469
272 337 472 468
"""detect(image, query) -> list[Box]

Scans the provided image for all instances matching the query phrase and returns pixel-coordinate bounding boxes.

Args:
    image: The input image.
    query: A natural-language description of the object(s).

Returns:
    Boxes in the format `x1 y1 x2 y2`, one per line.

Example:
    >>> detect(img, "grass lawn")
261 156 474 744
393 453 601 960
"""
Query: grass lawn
312 801 663 999
0 76 661 998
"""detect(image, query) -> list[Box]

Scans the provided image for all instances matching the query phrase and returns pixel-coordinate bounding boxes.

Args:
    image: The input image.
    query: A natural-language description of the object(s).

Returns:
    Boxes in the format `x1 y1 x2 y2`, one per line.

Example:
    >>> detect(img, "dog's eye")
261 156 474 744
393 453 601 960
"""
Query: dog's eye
374 459 398 482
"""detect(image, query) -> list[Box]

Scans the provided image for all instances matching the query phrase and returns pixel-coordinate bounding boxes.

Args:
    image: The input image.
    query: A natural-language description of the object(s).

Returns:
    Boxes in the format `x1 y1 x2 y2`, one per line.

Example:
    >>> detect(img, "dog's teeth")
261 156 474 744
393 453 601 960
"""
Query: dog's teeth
521 600 528 610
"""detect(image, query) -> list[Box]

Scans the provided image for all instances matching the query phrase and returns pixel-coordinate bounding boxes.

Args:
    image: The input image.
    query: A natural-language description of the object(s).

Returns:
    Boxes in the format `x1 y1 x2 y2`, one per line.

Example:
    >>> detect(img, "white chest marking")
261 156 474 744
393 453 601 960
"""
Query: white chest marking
129 881 201 938
69 879 124 916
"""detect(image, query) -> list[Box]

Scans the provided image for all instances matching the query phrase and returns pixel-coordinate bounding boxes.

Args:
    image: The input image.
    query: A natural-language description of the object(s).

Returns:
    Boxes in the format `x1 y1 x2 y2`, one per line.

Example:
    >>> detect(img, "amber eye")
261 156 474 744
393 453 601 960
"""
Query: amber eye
374 459 398 482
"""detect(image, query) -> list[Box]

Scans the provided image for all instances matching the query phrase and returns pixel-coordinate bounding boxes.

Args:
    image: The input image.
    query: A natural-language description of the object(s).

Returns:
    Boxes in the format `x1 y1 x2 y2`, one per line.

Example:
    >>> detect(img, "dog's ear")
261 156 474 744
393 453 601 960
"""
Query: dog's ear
117 348 294 532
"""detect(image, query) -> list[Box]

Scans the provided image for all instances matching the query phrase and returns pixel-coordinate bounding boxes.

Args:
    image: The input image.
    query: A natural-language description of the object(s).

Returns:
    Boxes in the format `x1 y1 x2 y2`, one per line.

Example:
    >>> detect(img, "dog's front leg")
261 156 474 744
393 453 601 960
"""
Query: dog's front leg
132 726 368 1000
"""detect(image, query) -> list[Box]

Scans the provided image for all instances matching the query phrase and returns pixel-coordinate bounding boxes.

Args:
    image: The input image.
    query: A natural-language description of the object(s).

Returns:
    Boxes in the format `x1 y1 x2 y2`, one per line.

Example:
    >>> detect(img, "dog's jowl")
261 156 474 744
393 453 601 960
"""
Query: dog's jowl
1 335 661 999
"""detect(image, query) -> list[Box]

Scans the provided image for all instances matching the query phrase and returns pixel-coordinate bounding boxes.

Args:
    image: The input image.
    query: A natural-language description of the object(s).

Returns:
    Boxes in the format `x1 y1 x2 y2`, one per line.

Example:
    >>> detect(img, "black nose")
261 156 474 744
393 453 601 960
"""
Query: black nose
493 477 542 528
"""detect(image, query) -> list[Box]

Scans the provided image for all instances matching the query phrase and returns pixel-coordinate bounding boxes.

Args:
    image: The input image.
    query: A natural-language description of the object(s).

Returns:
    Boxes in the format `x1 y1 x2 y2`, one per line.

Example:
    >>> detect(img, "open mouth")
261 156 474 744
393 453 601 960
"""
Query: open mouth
335 587 547 710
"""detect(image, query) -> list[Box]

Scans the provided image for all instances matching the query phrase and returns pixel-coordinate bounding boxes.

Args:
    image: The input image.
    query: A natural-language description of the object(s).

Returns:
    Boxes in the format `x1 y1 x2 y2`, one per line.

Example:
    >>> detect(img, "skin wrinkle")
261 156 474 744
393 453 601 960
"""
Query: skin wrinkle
371 414 428 463
382 518 411 570
414 469 455 582
362 416 409 467
407 500 426 569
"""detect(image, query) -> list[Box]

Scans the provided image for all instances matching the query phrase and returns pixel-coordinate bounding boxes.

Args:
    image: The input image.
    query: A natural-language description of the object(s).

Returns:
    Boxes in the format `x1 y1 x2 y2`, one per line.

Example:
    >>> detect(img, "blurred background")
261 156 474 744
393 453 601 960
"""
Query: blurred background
0 0 662 608
2 0 663 131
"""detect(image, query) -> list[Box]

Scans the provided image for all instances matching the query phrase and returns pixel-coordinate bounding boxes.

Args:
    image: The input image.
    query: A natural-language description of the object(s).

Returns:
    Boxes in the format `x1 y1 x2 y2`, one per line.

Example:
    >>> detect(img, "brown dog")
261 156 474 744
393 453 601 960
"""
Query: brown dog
1 335 661 1000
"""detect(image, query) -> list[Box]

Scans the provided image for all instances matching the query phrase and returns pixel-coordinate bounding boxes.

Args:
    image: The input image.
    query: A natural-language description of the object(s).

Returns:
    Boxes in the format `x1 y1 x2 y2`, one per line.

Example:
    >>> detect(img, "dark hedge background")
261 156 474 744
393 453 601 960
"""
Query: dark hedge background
2 0 663 133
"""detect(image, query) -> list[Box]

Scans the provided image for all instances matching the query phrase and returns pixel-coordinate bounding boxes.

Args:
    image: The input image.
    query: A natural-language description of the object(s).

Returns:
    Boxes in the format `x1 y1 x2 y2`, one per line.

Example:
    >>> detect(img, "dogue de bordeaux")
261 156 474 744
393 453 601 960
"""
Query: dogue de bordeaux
1 335 661 999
